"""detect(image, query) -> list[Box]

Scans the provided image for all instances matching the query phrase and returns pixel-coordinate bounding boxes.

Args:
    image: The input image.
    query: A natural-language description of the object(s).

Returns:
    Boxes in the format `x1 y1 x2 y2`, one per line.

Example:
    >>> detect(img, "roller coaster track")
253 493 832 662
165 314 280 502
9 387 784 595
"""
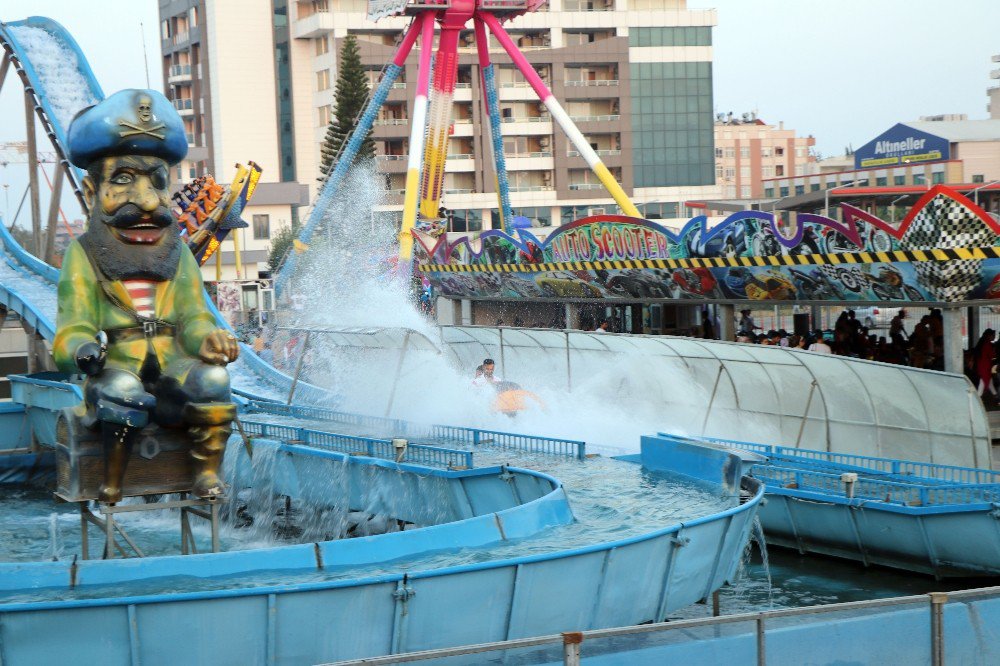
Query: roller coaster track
0 17 327 404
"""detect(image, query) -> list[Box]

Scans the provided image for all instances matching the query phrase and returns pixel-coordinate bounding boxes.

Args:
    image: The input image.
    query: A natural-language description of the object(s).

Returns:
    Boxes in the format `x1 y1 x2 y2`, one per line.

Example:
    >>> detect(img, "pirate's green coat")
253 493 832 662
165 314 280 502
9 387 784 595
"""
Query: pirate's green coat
53 240 217 376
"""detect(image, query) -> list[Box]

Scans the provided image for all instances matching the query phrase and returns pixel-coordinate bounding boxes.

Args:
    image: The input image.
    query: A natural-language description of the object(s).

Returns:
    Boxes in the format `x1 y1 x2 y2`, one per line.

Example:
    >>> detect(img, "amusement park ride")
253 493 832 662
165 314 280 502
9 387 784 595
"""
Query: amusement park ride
280 0 642 293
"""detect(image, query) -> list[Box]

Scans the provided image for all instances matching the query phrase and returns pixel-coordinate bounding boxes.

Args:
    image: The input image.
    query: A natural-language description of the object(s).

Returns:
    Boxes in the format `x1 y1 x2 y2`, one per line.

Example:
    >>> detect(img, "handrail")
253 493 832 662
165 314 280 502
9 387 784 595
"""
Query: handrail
323 586 985 665
239 418 474 469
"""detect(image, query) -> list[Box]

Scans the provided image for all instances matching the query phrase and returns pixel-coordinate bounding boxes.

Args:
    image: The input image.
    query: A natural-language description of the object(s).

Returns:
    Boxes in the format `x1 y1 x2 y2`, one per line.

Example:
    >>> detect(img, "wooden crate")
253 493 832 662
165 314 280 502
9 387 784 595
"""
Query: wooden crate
55 410 201 502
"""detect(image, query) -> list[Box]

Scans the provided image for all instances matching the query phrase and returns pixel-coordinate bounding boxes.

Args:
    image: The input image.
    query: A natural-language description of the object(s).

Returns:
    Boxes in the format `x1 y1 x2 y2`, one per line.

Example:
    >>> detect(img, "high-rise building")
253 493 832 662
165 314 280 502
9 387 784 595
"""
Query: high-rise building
316 0 720 231
712 113 815 200
161 0 721 256
158 0 310 282
989 53 1000 120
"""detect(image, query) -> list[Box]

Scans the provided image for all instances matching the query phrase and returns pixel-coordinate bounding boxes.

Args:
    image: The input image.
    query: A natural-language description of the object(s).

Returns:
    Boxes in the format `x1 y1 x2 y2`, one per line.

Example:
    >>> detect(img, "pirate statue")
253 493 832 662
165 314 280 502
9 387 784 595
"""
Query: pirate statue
54 89 239 504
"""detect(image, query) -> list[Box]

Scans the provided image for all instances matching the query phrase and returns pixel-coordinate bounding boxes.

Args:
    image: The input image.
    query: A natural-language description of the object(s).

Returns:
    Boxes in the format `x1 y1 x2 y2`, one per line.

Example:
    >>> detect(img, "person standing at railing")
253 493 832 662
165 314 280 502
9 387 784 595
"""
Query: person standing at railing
972 329 998 402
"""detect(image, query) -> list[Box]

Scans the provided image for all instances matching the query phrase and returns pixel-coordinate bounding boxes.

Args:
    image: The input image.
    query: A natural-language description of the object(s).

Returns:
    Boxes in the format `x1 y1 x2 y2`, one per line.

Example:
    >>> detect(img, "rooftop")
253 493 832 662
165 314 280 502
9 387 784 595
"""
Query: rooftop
904 119 1000 143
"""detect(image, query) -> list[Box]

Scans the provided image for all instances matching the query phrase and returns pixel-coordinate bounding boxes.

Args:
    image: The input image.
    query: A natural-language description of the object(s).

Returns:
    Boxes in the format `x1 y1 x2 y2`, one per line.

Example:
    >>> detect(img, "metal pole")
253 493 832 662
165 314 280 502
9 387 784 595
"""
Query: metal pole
794 380 818 448
712 590 721 617
24 90 42 257
211 502 220 553
480 11 640 218
756 616 766 666
44 164 64 263
930 592 946 666
498 327 505 378
562 632 582 666
385 331 411 417
0 52 11 94
286 331 311 405
398 12 434 263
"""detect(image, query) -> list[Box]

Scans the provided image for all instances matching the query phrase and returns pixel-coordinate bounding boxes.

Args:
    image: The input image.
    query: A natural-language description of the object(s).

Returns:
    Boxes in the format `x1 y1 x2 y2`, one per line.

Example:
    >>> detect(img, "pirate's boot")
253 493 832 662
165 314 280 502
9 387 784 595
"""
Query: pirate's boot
99 423 141 504
183 402 237 499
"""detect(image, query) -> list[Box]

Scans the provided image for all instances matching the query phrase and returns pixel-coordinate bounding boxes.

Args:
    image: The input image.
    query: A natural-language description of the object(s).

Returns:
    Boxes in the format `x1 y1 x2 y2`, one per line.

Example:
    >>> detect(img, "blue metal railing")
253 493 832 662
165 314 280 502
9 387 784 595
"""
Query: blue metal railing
704 436 1000 486
245 400 588 460
239 419 473 469
751 463 1000 507
430 424 587 460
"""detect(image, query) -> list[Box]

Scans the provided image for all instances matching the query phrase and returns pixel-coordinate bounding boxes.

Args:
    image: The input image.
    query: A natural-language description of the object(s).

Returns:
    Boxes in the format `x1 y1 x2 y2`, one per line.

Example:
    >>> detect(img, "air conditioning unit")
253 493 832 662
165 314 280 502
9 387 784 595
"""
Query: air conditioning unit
536 102 547 114
538 136 551 148
539 69 549 80
542 171 553 183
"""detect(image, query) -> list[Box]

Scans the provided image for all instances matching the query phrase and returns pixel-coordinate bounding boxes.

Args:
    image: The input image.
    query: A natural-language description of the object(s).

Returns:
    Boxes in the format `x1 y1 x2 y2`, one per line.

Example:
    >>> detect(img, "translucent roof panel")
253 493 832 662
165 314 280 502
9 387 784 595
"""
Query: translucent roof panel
438 326 990 468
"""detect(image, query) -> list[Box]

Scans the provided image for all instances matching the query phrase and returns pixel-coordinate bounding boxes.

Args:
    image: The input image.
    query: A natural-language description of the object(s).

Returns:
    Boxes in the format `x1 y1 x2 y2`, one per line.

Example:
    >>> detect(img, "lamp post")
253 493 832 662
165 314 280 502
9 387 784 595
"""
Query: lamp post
823 179 866 218
970 180 1000 208
889 193 909 224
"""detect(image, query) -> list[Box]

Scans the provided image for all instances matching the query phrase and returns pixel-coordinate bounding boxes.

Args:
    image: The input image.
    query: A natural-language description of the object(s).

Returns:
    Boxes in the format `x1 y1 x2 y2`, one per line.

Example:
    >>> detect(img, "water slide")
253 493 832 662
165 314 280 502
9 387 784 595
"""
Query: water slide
0 17 321 404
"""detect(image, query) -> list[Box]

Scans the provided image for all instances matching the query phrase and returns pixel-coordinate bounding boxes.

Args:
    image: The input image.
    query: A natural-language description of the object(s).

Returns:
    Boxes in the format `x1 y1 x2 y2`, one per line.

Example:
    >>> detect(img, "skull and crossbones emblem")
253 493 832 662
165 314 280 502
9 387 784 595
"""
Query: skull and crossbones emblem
118 94 166 140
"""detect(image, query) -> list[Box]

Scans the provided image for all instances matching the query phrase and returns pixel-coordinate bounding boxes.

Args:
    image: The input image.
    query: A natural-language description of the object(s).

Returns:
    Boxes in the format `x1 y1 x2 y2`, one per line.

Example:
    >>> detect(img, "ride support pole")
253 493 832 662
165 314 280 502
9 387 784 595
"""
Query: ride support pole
474 17 514 234
398 11 436 264
479 12 641 219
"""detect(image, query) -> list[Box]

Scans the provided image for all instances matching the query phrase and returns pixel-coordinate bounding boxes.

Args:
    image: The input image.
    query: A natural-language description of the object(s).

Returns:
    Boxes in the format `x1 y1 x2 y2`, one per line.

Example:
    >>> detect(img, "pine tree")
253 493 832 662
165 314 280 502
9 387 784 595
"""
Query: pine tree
318 34 374 181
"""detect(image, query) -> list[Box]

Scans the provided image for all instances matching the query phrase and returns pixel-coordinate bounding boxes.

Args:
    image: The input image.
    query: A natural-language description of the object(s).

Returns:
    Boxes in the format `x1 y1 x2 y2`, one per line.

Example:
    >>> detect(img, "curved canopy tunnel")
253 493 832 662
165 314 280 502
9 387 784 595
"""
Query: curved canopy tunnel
283 322 988 468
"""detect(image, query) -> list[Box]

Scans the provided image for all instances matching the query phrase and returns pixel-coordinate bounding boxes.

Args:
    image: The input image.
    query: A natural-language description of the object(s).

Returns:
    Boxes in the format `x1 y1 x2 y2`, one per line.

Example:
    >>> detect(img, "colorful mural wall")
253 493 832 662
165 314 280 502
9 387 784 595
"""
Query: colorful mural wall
415 185 1000 304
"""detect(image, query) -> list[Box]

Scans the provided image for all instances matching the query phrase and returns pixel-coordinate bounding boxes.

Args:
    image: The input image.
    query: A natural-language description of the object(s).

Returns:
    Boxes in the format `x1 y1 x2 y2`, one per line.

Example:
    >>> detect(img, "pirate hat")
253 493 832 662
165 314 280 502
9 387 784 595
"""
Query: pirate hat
67 89 187 168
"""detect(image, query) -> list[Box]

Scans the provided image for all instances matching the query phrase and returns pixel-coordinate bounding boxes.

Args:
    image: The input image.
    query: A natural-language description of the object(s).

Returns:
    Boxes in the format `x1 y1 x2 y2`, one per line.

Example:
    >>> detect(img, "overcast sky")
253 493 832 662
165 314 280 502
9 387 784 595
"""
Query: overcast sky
1 0 998 226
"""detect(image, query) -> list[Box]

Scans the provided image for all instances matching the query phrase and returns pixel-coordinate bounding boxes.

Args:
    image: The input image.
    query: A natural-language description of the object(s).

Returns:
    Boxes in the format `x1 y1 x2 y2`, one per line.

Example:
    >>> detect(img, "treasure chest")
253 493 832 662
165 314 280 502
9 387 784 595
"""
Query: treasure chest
10 373 200 502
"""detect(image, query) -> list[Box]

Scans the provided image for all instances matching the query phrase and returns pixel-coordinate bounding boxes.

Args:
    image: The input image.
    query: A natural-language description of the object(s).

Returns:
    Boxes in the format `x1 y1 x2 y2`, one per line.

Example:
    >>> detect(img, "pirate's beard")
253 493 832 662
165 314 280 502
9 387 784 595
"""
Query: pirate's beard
78 203 182 281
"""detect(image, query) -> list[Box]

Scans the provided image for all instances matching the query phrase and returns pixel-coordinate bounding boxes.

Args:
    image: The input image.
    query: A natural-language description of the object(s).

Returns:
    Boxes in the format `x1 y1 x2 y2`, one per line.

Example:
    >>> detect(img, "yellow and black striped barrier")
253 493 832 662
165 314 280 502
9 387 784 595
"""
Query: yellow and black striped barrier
419 246 1000 274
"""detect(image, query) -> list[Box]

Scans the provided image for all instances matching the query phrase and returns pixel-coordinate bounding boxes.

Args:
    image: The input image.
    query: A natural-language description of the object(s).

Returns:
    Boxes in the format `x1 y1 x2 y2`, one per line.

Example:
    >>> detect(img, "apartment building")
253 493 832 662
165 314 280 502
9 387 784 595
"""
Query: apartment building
989 53 1000 120
160 0 720 253
295 0 722 232
712 113 815 201
158 0 310 282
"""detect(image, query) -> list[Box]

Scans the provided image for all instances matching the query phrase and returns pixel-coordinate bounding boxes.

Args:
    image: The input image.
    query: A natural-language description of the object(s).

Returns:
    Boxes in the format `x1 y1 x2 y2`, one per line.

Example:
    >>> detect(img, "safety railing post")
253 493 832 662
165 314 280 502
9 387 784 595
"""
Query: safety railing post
562 632 582 666
473 429 481 447
930 592 946 666
756 616 766 666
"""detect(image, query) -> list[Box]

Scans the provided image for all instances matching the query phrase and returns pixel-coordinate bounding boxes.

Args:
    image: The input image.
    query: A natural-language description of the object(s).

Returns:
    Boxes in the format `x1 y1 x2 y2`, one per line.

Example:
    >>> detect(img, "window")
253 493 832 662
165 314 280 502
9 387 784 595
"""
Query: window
775 147 784 156
776 165 784 176
740 166 750 178
312 0 329 11
316 69 330 90
761 165 774 177
740 146 750 158
913 173 926 185
810 183 821 192
794 185 804 195
894 175 906 186
628 26 712 47
876 176 887 186
252 214 270 240
761 147 772 157
795 147 805 157
973 174 985 183
764 187 774 197
315 36 329 56
932 172 944 184
724 148 735 158
779 186 789 197
715 147 724 158
724 167 735 180
318 105 331 126
715 165 724 179
512 206 552 227
740 185 751 198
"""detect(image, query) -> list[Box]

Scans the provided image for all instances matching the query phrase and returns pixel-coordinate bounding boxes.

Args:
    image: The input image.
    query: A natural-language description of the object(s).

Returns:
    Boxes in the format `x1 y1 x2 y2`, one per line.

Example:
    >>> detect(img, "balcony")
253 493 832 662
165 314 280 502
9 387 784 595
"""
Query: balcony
374 118 409 126
509 185 554 192
564 79 619 87
293 12 334 39
568 149 620 157
568 183 606 191
569 114 620 123
501 115 550 123
172 98 194 116
168 63 192 84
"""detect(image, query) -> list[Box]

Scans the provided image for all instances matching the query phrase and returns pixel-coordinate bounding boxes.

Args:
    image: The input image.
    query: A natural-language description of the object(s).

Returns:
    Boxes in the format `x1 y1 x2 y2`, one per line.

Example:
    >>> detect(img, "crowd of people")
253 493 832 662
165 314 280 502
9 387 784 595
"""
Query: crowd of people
735 308 950 368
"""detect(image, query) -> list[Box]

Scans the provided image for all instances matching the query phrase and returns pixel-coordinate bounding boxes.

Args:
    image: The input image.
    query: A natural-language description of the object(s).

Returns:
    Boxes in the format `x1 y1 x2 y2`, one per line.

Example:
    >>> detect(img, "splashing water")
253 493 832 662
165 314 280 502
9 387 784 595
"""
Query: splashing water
45 513 63 562
275 164 714 453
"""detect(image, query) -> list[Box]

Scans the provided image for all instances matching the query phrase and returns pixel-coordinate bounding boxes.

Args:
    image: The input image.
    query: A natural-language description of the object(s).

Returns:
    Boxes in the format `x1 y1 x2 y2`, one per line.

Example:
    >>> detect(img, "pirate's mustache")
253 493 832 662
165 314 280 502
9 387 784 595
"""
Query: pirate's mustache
105 203 174 229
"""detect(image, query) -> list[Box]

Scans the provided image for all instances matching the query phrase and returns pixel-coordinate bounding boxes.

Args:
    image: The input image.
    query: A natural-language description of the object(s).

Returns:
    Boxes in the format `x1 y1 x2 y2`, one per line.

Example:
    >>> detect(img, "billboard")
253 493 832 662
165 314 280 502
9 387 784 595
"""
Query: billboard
854 123 950 169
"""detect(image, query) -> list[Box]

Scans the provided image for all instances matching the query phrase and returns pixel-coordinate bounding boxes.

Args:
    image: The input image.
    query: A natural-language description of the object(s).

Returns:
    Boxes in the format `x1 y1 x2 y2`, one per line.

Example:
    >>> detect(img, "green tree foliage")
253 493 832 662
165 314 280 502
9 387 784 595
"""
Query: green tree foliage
267 217 303 273
318 35 374 181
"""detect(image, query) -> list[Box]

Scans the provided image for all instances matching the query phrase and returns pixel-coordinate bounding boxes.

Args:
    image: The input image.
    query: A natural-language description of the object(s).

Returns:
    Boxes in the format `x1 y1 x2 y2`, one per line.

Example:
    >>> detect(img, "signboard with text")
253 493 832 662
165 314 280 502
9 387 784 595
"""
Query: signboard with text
854 123 950 169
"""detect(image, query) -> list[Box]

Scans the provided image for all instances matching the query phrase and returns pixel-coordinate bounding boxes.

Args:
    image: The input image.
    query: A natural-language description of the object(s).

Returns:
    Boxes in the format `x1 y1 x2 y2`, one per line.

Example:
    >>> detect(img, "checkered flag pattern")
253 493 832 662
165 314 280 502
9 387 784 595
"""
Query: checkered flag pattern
901 193 999 301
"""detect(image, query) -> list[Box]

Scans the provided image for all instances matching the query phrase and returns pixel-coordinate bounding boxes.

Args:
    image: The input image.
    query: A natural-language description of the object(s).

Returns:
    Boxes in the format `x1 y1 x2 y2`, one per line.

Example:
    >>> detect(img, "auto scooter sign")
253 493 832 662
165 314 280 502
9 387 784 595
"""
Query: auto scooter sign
546 216 676 263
